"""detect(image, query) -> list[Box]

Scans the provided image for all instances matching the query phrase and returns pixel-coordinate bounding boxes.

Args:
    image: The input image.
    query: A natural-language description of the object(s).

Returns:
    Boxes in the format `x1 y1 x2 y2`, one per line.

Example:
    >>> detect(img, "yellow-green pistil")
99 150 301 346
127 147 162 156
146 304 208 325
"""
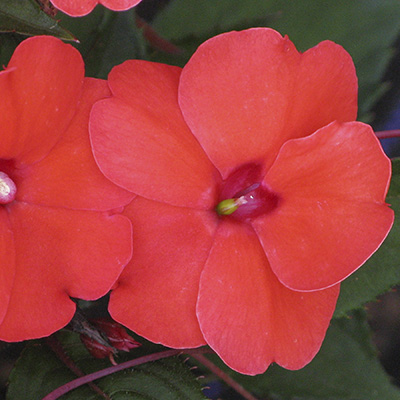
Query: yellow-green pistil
216 196 247 216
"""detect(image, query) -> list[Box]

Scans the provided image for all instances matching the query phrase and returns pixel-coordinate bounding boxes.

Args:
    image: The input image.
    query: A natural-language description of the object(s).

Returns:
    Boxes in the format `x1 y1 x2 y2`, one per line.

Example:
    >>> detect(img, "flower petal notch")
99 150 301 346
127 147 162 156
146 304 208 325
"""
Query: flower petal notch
0 36 133 342
50 0 142 17
90 28 394 374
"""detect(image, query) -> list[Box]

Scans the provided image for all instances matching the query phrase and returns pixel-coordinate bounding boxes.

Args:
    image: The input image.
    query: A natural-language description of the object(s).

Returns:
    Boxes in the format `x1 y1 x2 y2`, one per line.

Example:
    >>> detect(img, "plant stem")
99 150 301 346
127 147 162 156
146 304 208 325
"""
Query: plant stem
191 353 261 400
375 129 400 139
41 347 211 400
46 336 111 400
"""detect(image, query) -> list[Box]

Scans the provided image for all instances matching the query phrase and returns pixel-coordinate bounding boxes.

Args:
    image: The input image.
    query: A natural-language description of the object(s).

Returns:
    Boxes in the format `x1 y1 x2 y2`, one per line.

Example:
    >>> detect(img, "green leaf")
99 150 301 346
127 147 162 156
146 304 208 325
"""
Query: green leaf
154 0 274 41
388 157 400 197
7 332 207 400
153 0 400 117
58 8 147 79
0 0 75 41
335 158 400 317
84 9 146 79
0 34 22 68
213 311 400 400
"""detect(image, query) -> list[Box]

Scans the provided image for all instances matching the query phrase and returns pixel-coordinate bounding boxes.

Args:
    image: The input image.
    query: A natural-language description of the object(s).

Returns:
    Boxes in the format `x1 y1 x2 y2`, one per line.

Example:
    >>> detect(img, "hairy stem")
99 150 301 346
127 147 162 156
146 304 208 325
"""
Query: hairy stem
41 347 211 400
46 336 111 400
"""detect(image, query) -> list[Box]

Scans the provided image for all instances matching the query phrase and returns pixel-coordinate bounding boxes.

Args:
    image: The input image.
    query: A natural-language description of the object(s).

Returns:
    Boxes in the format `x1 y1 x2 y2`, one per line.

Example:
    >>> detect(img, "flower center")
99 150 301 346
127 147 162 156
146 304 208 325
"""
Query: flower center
216 163 280 221
0 171 17 204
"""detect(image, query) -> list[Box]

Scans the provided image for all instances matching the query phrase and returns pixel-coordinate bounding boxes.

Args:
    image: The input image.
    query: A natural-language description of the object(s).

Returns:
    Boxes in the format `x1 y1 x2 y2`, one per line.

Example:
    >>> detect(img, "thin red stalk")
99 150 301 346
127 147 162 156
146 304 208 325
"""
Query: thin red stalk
375 130 400 139
41 347 210 400
191 353 261 400
46 336 111 400
135 15 183 55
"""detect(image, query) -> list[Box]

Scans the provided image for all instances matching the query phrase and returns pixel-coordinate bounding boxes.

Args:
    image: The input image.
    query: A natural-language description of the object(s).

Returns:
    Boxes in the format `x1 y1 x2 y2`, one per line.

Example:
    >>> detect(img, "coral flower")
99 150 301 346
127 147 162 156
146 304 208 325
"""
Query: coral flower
90 28 394 374
0 36 134 342
50 0 142 16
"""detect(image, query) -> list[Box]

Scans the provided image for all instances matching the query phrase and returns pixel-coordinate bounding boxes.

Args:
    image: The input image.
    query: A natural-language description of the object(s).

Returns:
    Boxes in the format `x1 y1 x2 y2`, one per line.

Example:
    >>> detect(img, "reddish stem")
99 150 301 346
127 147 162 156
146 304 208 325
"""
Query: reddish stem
46 336 111 400
41 348 210 400
191 353 261 400
135 15 183 55
375 130 400 139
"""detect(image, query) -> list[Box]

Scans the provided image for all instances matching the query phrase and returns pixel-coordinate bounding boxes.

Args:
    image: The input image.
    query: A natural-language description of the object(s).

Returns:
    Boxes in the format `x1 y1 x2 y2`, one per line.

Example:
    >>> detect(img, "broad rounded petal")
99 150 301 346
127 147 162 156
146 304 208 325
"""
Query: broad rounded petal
0 208 15 325
15 78 134 211
51 0 141 16
51 0 96 16
179 28 357 178
101 0 141 11
0 36 84 165
90 61 219 209
0 202 132 341
197 220 339 374
254 121 394 291
109 197 218 348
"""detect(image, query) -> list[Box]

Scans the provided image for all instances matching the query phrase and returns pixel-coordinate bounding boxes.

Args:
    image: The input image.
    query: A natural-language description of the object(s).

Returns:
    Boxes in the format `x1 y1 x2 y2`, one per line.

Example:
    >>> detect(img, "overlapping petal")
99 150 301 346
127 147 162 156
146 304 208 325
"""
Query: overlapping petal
109 197 218 348
197 220 339 374
254 121 394 291
0 36 134 341
179 28 357 178
0 36 84 165
0 202 132 341
15 78 134 211
90 61 219 209
51 0 141 17
91 28 393 375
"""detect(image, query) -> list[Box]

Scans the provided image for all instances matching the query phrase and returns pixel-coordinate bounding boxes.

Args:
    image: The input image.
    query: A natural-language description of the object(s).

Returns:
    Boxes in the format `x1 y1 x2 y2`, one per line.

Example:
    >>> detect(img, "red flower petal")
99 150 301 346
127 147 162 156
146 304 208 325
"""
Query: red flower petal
51 0 96 16
101 0 141 11
0 209 15 325
15 78 134 211
90 61 219 209
254 121 394 291
51 0 141 16
197 220 339 374
108 196 218 348
179 28 357 178
0 36 84 165
0 202 132 341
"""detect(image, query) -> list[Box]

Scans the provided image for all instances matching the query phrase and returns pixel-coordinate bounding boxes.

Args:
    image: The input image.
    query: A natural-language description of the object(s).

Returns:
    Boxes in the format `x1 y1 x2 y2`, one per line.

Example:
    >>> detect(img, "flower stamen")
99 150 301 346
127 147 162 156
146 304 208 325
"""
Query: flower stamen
0 171 17 204
216 163 280 221
216 196 247 215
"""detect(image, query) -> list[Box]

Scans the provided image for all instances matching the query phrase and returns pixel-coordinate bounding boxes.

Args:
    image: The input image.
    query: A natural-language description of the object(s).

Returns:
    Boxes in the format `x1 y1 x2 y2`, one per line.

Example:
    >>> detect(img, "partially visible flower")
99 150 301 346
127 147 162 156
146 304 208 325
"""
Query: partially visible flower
0 36 134 342
90 317 141 352
81 317 140 363
90 28 394 374
80 333 117 362
50 0 142 16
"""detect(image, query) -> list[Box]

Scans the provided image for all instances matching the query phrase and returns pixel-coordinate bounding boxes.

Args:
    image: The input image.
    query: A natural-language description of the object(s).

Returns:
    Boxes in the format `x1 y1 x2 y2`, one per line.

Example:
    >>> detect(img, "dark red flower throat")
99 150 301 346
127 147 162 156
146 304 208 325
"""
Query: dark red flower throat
216 163 280 221
0 160 17 204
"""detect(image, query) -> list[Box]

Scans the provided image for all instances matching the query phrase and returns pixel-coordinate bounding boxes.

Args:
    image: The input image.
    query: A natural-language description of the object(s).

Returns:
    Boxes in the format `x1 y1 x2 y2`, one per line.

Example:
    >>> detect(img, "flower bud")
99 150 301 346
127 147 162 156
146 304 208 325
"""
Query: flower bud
80 317 141 364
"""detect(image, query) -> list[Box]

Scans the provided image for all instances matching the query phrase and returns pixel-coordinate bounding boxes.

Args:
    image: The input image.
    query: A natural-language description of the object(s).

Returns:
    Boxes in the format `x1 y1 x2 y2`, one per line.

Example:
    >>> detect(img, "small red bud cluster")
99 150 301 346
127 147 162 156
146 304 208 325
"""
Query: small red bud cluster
80 318 141 365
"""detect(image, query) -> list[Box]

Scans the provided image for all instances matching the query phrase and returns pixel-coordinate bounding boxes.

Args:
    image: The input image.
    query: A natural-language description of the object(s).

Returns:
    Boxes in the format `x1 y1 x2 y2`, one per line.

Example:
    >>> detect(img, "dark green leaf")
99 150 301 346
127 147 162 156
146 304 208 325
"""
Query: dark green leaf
388 157 400 197
0 0 75 41
84 9 146 79
58 8 147 79
335 158 400 317
153 0 400 117
0 34 22 68
154 0 274 41
7 331 207 400
210 312 400 400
